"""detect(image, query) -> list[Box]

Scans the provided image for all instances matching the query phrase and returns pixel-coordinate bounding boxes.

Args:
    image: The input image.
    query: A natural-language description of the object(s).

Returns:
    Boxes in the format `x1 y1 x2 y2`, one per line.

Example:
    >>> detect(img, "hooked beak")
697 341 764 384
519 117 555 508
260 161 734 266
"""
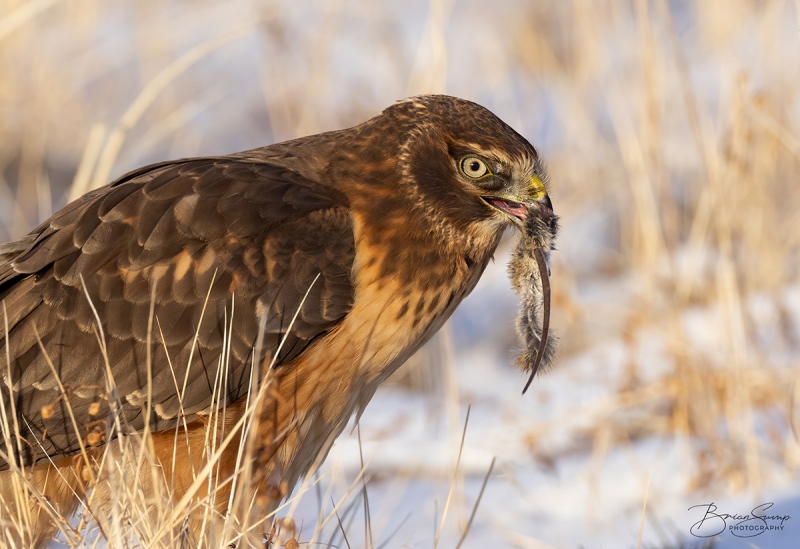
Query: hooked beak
482 173 552 225
481 192 553 225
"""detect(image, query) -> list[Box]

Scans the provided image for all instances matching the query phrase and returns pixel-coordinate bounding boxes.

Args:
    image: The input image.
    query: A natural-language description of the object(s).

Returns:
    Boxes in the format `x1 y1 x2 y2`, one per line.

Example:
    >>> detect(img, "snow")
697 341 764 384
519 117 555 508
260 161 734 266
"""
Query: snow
285 247 800 547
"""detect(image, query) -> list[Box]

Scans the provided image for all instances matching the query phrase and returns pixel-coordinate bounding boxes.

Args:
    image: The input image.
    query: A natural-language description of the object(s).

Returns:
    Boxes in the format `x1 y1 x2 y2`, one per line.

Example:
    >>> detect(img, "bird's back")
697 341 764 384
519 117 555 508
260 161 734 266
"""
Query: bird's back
0 148 356 469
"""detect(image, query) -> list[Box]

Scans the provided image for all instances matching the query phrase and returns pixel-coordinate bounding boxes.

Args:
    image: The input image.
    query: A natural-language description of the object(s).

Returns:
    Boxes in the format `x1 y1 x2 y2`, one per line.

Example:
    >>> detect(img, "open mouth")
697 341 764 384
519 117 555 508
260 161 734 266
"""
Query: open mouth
482 196 529 222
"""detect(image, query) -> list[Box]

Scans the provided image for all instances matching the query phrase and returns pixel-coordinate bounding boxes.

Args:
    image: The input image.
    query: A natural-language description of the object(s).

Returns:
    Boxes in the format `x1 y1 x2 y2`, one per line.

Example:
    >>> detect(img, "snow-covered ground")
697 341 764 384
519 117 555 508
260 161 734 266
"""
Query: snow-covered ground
286 242 800 548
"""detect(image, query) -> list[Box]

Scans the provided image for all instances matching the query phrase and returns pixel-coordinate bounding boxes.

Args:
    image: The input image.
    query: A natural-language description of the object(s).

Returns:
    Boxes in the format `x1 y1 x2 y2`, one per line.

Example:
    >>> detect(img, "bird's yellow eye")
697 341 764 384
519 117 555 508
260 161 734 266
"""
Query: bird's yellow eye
460 156 490 179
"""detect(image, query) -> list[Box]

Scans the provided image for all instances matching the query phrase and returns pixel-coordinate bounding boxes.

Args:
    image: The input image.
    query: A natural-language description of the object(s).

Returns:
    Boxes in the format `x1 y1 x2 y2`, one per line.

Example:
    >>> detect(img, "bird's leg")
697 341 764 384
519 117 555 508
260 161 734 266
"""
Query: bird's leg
508 202 559 393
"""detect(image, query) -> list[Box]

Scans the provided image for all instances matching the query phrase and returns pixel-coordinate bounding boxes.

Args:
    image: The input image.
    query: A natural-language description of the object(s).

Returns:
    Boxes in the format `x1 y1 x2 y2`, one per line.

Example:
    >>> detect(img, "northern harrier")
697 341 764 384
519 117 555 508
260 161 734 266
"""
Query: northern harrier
0 95 553 546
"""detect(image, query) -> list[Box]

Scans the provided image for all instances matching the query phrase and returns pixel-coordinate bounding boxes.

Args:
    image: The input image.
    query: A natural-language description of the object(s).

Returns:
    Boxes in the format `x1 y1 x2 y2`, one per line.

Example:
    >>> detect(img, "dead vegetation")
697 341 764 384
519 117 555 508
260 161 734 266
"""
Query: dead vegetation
0 0 799 547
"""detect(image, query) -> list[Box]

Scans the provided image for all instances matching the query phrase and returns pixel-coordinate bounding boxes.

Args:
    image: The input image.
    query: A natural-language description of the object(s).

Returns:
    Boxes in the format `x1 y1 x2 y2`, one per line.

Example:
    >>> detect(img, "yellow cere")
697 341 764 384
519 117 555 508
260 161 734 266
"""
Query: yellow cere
530 175 547 200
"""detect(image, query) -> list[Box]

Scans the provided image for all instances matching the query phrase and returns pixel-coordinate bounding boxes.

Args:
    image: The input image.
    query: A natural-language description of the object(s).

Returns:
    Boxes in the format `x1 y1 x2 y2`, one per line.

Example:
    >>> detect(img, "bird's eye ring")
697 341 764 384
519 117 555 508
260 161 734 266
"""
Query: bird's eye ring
460 156 490 179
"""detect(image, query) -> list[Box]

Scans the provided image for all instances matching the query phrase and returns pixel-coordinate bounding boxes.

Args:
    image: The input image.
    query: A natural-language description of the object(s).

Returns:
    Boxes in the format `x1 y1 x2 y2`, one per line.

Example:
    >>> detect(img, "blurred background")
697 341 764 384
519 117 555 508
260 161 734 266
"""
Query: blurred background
2 0 799 547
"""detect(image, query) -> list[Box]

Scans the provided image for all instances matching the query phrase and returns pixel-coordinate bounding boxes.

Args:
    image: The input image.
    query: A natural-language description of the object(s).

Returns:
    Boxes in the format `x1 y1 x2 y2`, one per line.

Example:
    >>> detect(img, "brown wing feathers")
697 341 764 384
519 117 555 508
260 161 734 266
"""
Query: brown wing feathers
0 155 356 468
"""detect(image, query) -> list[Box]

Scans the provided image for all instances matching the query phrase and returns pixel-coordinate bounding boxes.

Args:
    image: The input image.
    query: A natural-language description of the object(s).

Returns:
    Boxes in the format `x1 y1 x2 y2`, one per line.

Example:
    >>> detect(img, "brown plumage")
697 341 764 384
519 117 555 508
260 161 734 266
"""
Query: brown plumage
0 95 553 546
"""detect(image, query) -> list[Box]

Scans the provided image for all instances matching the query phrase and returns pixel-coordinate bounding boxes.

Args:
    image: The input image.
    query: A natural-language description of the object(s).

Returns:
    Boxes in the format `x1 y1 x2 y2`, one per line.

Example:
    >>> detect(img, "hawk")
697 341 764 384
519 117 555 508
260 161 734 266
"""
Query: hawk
0 95 553 546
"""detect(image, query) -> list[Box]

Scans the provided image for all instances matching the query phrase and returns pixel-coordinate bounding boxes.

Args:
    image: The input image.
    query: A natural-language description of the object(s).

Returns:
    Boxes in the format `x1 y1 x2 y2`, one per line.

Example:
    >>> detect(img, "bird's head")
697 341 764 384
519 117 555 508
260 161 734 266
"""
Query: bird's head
380 95 554 239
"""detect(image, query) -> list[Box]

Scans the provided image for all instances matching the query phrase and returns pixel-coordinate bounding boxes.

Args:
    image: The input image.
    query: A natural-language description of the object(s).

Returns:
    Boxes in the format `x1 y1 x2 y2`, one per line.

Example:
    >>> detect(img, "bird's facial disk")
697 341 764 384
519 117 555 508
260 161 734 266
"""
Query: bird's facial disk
456 153 552 226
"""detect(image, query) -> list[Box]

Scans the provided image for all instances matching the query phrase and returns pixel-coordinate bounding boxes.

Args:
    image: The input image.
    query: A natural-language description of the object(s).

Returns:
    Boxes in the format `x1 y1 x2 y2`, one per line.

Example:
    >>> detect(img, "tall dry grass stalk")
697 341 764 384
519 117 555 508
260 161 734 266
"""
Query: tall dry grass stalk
1 269 426 547
513 0 800 497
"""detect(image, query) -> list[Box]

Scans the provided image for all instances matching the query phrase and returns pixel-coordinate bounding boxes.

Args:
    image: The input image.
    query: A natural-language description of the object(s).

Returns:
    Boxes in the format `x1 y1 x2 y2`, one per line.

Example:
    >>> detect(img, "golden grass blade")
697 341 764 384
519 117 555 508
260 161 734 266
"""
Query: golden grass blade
637 466 653 549
433 405 470 549
91 24 261 189
357 423 374 549
454 456 495 549
0 0 60 41
149 273 321 543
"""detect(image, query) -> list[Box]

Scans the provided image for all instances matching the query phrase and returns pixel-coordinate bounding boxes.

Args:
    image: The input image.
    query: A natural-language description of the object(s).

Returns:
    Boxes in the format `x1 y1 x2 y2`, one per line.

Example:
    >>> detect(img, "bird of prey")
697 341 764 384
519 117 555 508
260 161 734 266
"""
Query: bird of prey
0 95 553 546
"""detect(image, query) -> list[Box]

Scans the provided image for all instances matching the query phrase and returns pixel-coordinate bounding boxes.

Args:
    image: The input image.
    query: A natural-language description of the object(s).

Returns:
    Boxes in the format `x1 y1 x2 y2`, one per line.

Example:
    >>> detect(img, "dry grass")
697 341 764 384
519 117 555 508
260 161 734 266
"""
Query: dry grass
0 0 799 547
513 0 800 498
